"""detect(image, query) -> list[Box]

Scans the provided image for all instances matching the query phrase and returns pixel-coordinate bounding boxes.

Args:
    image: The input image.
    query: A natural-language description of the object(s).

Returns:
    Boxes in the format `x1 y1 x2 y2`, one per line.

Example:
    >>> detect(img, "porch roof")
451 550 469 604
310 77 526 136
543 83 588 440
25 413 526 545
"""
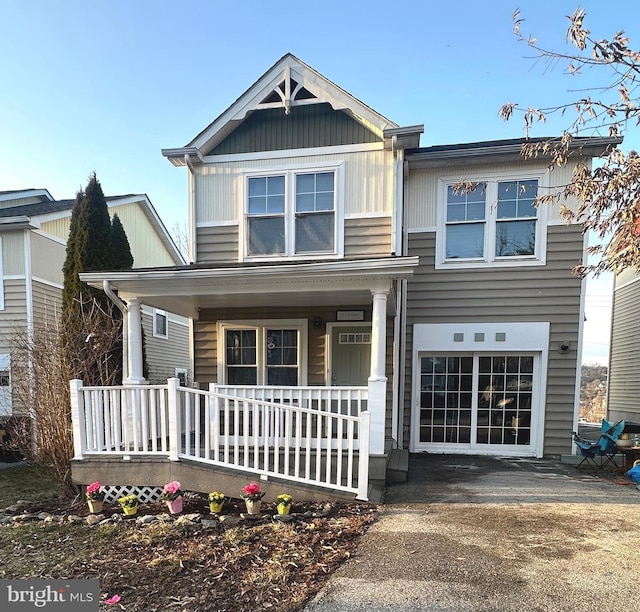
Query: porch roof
80 256 419 319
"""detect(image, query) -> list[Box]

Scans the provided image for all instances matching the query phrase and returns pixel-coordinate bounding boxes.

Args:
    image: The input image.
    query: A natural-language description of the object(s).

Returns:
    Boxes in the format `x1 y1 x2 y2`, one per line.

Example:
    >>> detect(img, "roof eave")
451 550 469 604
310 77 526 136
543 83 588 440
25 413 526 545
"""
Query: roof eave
406 136 623 169
161 147 201 167
80 256 420 288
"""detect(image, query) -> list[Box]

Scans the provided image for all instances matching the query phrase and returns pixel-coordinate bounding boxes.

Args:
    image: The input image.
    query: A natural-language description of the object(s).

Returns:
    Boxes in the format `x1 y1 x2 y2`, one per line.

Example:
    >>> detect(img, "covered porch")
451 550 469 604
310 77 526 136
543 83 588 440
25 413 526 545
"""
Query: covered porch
74 257 418 500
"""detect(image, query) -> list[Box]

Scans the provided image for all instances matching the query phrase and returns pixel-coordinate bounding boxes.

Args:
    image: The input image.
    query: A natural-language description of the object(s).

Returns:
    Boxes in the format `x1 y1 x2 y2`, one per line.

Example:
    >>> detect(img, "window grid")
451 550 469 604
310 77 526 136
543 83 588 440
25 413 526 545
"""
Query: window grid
245 169 337 258
476 355 533 445
339 333 371 344
419 354 533 446
153 310 168 338
224 326 302 386
442 177 540 265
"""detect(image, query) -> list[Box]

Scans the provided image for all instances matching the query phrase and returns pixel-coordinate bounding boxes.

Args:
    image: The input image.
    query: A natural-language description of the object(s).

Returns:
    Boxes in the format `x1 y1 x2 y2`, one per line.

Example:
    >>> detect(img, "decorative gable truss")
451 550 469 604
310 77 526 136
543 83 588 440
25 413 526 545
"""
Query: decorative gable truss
162 54 421 165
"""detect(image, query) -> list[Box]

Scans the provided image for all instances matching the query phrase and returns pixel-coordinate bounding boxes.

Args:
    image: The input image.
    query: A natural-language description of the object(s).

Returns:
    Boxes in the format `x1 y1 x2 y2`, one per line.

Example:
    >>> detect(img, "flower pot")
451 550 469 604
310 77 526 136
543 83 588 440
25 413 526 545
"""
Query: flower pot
244 499 261 515
276 503 290 515
122 505 138 516
166 496 183 514
87 500 103 514
209 501 224 513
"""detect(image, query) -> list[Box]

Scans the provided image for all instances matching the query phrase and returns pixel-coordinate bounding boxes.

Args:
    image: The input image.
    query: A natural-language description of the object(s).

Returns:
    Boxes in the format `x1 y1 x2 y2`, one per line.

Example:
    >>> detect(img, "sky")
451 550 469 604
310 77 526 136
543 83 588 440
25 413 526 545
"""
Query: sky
1 0 637 365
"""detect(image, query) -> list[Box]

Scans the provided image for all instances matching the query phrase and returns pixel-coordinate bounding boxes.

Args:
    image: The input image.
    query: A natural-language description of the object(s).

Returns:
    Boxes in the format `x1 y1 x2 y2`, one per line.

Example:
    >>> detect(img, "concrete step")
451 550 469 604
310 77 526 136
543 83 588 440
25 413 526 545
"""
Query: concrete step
386 448 409 484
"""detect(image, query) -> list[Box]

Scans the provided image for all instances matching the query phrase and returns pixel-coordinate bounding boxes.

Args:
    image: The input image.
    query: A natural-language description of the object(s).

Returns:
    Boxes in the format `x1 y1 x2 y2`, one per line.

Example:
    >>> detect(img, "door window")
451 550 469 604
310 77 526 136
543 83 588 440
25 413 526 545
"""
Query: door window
418 353 534 447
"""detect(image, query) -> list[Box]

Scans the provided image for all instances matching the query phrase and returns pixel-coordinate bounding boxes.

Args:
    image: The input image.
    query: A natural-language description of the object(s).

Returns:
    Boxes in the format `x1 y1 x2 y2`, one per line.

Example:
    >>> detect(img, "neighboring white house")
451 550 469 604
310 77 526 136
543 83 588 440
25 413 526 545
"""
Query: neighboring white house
72 54 619 500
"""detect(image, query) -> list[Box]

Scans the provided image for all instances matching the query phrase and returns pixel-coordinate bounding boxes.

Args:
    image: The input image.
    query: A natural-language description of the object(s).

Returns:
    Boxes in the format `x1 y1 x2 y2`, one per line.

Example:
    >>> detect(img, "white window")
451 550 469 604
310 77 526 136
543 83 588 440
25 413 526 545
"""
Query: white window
175 368 188 386
437 173 547 269
153 309 168 338
0 354 10 417
218 320 308 385
243 165 343 260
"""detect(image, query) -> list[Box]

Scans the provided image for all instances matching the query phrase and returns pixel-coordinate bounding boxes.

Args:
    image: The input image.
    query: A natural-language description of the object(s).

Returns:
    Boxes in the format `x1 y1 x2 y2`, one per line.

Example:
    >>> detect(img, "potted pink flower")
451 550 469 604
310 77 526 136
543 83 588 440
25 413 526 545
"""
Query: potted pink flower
161 481 184 514
85 481 105 514
242 482 265 515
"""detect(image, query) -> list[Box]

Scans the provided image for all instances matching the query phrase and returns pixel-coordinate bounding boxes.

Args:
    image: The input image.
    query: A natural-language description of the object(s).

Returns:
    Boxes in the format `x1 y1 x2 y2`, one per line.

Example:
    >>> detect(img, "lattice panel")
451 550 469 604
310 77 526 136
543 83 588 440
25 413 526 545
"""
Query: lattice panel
102 486 162 505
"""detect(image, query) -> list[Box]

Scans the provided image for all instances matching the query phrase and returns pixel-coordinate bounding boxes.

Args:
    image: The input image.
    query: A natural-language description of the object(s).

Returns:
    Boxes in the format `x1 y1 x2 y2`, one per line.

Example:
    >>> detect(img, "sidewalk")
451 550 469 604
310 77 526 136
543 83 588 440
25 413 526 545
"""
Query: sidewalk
305 454 640 612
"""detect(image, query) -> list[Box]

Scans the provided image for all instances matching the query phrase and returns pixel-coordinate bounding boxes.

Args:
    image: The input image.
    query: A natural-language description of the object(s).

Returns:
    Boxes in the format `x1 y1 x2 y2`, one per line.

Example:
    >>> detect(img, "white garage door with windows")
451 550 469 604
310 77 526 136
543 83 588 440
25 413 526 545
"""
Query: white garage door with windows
411 323 549 457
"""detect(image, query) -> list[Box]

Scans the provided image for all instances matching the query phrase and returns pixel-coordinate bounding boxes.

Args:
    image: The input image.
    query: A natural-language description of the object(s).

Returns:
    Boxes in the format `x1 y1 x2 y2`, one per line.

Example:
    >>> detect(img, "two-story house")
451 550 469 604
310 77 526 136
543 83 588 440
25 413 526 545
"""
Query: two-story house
0 188 191 418
71 54 618 501
607 269 640 434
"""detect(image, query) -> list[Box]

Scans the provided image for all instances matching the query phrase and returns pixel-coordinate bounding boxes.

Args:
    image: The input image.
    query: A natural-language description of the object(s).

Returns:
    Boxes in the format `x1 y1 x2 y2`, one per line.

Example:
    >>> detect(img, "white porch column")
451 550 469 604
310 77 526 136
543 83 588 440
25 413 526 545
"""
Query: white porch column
125 297 146 385
368 289 389 455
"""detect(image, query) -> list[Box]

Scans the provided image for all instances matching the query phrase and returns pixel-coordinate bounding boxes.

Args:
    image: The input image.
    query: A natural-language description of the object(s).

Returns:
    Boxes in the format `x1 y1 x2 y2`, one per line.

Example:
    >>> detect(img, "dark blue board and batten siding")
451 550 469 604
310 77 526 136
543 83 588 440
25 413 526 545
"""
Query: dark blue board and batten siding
206 104 381 155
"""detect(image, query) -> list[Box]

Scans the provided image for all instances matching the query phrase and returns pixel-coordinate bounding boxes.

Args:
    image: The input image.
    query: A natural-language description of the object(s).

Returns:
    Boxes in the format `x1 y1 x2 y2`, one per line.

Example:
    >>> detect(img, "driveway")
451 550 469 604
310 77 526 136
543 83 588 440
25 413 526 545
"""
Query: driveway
305 454 640 612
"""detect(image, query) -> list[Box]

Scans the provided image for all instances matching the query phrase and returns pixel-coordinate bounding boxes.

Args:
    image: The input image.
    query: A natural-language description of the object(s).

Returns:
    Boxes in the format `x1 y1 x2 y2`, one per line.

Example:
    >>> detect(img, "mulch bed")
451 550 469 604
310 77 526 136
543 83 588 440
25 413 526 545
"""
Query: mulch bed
3 494 377 611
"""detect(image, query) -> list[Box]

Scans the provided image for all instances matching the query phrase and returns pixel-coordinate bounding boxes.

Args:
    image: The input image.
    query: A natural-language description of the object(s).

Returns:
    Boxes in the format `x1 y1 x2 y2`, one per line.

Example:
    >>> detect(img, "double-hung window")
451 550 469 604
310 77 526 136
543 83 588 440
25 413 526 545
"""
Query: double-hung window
245 166 340 259
153 309 168 338
438 174 545 268
220 320 308 386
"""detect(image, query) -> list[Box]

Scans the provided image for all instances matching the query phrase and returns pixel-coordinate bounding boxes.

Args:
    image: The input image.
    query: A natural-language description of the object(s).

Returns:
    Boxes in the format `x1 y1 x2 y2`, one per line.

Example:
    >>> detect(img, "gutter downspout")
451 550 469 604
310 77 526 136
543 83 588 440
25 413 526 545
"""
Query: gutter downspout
391 137 406 448
185 153 197 264
103 281 128 382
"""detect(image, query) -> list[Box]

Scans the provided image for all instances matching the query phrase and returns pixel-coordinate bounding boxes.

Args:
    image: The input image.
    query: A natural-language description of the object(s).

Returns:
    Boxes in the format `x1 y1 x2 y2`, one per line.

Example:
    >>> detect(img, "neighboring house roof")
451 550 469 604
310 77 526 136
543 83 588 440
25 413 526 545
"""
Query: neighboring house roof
0 188 54 203
0 193 185 266
162 53 423 165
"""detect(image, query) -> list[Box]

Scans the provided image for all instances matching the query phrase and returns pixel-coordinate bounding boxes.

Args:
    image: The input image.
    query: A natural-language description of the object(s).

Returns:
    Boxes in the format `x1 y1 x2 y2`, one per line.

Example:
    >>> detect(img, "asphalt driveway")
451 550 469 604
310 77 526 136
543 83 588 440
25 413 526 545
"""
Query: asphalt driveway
305 454 640 612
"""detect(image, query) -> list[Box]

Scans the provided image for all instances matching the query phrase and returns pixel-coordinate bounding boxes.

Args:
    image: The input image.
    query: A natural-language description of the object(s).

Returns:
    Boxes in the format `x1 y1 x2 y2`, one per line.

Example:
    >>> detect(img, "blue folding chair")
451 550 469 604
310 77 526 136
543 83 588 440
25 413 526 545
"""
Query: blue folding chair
572 419 625 469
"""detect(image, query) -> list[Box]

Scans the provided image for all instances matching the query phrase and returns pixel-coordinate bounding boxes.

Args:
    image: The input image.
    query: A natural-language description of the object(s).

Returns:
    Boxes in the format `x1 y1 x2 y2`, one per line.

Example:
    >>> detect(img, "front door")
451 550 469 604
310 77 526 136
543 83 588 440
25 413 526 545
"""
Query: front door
330 325 371 386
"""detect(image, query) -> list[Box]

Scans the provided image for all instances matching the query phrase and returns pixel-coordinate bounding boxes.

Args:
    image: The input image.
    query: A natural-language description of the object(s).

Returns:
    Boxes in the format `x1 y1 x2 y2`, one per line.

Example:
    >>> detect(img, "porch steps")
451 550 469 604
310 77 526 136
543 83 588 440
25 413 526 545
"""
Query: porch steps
386 448 409 484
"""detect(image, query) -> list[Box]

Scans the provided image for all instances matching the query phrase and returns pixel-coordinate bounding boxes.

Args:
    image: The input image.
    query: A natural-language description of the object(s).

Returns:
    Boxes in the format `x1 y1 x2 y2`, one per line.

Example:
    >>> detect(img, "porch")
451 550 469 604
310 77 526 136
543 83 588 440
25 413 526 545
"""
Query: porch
70 379 376 501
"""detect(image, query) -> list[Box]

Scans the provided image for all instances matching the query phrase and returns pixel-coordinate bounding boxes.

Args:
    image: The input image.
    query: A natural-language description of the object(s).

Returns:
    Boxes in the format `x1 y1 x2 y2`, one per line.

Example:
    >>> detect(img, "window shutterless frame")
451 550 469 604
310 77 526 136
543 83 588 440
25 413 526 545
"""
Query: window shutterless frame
217 319 308 386
240 162 344 261
435 170 548 269
153 309 168 338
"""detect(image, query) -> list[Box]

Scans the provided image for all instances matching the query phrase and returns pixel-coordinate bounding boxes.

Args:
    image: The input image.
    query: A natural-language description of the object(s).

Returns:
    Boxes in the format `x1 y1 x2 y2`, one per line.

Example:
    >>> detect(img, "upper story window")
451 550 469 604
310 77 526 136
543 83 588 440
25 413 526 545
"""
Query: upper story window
437 173 546 269
244 165 342 260
153 309 168 338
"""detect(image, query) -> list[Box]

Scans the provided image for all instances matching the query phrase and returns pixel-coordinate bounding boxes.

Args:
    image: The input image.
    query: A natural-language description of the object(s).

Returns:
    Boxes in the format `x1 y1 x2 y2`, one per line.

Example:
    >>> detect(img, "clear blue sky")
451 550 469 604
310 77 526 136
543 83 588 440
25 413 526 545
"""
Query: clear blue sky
1 0 636 364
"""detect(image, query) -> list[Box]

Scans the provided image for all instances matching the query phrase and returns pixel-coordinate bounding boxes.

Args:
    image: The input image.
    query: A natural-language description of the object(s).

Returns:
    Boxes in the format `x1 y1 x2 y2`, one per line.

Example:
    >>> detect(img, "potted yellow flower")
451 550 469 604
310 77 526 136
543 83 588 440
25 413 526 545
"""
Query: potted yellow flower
275 493 292 515
118 494 139 516
208 491 225 513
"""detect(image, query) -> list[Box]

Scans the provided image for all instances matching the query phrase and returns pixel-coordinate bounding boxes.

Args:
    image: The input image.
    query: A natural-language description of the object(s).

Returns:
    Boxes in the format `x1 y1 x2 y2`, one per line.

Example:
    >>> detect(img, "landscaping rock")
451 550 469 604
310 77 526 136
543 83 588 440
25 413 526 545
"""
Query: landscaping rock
86 514 104 526
12 513 39 522
67 514 84 524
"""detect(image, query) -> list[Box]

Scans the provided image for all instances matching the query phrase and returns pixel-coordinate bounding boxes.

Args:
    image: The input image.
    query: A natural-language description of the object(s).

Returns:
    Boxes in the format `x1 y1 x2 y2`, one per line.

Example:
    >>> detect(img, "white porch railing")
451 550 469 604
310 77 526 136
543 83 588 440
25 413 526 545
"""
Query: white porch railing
70 378 370 500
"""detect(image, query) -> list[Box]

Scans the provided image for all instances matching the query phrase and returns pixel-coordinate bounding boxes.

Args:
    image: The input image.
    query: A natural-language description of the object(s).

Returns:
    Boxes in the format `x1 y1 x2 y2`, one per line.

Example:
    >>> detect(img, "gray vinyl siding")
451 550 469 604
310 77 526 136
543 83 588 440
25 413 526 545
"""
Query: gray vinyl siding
31 234 65 285
608 276 640 423
193 319 216 387
195 217 391 264
142 312 191 384
207 104 380 155
404 224 584 457
196 225 239 264
31 281 61 327
0 195 48 209
0 279 27 350
344 217 392 257
2 232 25 276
